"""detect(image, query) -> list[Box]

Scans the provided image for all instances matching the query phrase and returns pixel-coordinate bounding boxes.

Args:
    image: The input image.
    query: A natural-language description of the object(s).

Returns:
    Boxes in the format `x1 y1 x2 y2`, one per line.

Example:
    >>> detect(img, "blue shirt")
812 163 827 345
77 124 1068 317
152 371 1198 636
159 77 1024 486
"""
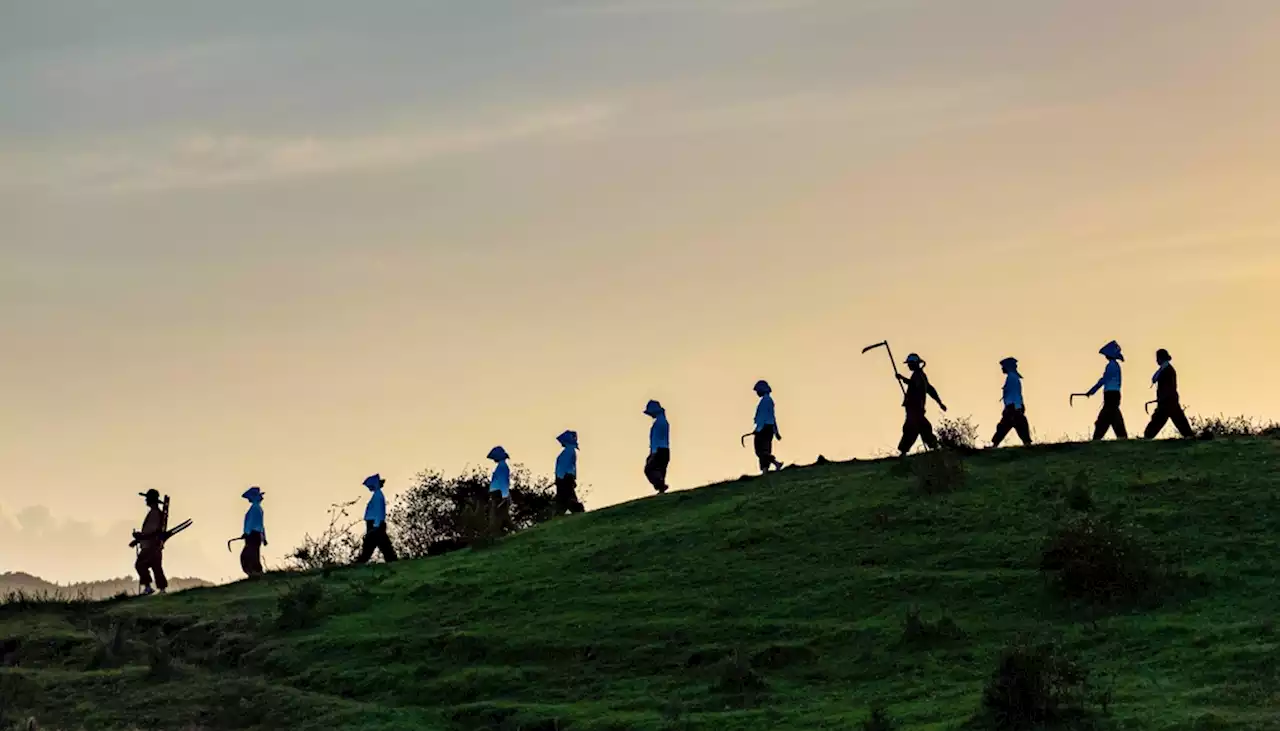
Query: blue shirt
555 446 577 479
243 502 265 537
649 413 670 452
1002 373 1024 408
1088 360 1123 396
490 461 511 497
364 489 386 527
754 394 777 431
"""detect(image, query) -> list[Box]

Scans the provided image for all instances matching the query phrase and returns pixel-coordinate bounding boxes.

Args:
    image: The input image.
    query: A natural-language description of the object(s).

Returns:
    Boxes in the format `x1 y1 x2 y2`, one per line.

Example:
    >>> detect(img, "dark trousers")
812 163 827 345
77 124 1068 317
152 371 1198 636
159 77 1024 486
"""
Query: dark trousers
992 405 1032 447
240 532 264 577
355 520 398 564
1144 400 1193 439
754 425 780 472
1093 391 1128 440
554 475 585 515
136 544 168 591
645 448 670 493
898 408 939 454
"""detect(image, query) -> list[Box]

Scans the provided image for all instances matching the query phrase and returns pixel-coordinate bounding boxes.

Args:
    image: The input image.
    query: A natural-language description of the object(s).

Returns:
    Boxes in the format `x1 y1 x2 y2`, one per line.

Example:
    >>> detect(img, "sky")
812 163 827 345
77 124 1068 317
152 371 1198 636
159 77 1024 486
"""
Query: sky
3 0 1279 584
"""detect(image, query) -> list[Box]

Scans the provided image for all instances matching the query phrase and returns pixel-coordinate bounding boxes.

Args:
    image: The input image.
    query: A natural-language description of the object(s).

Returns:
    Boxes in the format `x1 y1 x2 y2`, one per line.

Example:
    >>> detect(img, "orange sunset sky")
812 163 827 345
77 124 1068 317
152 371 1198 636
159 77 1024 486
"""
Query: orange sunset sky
3 0 1279 584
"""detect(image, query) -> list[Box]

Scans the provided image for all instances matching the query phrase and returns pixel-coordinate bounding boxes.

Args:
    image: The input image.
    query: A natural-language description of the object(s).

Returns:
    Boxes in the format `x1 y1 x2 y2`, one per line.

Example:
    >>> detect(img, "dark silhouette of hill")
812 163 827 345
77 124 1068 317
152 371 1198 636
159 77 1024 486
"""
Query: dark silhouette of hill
0 571 211 600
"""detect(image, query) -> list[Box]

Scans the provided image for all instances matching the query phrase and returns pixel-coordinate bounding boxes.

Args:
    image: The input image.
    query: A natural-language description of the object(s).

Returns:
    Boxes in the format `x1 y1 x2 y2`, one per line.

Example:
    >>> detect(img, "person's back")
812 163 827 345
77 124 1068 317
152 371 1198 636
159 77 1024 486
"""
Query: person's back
1156 363 1179 404
139 506 165 550
650 412 670 452
904 369 931 411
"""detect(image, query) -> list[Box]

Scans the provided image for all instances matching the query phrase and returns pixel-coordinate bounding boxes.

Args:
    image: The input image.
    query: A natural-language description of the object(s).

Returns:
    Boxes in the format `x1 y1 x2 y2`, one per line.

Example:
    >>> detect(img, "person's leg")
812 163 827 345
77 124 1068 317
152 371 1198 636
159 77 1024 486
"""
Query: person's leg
564 475 584 513
242 533 263 576
1170 405 1194 438
136 551 153 590
1110 393 1128 439
1093 397 1116 440
919 416 939 450
1144 405 1170 440
898 412 921 454
754 427 773 473
553 477 569 515
354 520 378 564
1014 408 1033 446
152 551 168 592
377 525 399 562
652 449 670 492
992 406 1014 447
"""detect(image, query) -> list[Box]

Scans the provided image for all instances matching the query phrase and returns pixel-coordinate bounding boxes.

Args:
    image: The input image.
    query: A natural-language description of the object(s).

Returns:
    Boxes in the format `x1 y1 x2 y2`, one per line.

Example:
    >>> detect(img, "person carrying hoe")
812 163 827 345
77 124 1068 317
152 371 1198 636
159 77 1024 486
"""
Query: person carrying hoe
1143 348 1195 439
897 353 947 455
751 380 784 474
239 486 268 577
132 489 169 595
1082 340 1127 440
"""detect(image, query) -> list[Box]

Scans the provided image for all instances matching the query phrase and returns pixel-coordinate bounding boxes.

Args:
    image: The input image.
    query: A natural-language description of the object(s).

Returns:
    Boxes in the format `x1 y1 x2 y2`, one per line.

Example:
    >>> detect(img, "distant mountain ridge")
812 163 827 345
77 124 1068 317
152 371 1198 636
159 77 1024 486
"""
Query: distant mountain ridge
0 571 211 600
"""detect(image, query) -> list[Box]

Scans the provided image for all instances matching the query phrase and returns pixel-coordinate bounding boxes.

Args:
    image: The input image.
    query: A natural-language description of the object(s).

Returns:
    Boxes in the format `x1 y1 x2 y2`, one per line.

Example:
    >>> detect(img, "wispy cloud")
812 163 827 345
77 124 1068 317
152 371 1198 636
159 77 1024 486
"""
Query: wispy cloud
10 103 617 194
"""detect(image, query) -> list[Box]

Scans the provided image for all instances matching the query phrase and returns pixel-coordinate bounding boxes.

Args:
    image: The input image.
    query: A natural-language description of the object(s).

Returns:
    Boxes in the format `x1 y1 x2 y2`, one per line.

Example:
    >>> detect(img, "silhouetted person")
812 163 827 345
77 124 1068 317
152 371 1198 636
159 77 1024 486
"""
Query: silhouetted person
239 486 267 578
644 400 670 493
1085 340 1127 440
991 357 1032 447
132 489 168 595
355 474 398 564
752 380 784 473
896 353 947 455
554 431 585 515
488 446 513 530
1144 349 1194 439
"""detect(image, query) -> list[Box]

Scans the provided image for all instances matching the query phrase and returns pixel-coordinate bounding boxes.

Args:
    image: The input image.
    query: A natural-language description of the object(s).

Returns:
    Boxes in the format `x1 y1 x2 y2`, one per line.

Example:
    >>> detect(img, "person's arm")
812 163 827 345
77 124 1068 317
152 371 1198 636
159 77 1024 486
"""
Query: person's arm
1085 372 1107 397
927 384 947 411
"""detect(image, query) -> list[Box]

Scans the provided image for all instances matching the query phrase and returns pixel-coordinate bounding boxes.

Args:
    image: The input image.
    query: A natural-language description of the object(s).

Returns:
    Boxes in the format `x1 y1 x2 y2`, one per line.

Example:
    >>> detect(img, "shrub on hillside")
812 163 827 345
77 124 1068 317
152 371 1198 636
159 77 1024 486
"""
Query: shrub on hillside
287 499 363 571
862 705 896 731
910 450 967 494
276 581 326 631
978 639 1097 730
1190 414 1275 440
1039 514 1166 605
900 606 965 647
936 416 980 453
709 649 768 709
388 466 556 558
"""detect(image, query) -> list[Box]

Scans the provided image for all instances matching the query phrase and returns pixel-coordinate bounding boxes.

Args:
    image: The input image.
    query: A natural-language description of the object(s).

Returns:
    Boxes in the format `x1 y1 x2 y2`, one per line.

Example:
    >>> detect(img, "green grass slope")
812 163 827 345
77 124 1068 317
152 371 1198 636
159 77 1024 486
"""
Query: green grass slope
2 438 1278 731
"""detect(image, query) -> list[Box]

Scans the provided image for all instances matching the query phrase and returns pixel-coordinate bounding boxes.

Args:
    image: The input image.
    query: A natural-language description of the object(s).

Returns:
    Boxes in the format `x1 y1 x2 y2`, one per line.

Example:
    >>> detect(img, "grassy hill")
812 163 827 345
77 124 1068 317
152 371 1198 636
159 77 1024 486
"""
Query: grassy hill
0 574 211 602
1 437 1277 730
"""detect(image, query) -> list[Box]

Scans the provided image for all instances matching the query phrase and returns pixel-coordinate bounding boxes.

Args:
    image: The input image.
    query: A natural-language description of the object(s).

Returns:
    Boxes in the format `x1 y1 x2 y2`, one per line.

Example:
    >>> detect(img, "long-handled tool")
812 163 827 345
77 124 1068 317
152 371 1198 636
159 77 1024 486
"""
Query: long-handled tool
1069 393 1090 407
227 535 245 553
862 340 906 396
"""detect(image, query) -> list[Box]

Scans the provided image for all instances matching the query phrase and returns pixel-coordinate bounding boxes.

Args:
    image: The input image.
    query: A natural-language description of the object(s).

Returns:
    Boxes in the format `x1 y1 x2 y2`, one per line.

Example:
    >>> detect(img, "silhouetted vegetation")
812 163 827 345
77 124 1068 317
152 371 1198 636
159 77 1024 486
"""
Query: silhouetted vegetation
936 416 980 452
910 449 967 494
1190 414 1278 440
389 465 556 558
1040 514 1168 605
287 499 363 571
978 639 1099 730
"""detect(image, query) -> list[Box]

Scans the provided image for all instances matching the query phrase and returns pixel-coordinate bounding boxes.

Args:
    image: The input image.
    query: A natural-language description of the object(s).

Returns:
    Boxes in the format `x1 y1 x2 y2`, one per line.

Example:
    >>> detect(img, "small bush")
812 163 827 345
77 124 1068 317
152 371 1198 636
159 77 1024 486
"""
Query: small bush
979 639 1096 730
709 649 768 708
910 450 967 494
901 606 965 646
276 581 326 630
287 499 363 571
936 416 980 453
1190 414 1274 440
862 704 896 731
1040 514 1166 605
1065 481 1095 514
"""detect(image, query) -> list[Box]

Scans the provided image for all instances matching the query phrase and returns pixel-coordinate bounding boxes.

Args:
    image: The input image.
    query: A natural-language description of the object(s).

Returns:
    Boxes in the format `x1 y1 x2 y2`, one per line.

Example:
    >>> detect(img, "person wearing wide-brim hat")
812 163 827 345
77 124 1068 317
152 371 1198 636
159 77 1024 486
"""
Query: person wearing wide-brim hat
1143 348 1194 439
553 431 586 516
354 474 398 564
643 400 671 494
1082 340 1128 441
239 487 268 578
991 357 1032 448
751 380 784 474
486 446 516 531
132 489 169 595
896 353 947 455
